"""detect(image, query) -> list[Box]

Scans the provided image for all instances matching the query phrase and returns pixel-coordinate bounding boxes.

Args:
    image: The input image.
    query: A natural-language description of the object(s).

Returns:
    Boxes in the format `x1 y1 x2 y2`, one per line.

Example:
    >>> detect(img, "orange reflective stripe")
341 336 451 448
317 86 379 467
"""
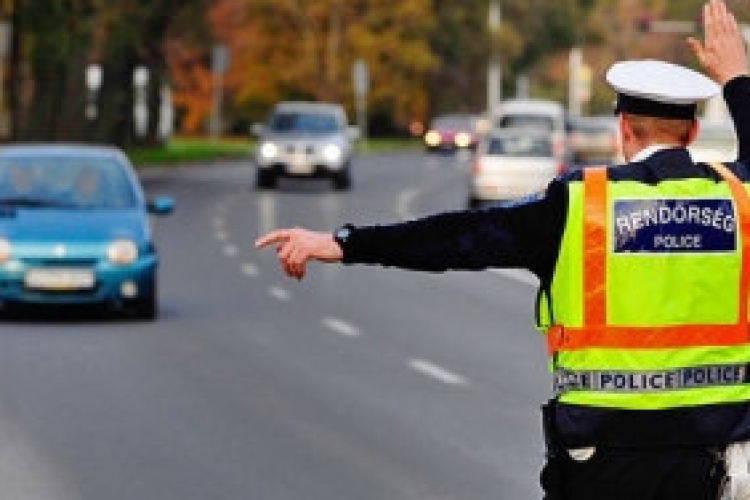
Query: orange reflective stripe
583 167 608 327
548 323 749 352
547 163 750 355
708 162 750 328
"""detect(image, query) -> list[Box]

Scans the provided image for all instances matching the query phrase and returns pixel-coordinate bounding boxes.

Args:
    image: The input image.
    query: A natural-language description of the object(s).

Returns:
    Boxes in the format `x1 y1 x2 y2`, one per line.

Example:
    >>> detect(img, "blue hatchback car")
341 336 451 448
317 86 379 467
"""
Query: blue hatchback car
0 144 174 319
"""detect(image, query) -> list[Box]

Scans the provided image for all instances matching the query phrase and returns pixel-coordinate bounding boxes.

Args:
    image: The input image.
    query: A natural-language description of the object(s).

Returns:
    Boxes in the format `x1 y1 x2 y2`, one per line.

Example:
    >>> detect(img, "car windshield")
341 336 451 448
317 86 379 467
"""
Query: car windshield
267 111 340 134
432 115 476 130
496 115 555 132
0 156 138 209
488 135 552 156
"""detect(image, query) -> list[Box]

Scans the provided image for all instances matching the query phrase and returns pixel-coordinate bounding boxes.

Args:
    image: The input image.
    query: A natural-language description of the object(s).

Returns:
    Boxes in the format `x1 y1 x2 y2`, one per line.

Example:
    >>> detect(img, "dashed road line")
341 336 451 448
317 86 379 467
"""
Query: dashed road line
241 262 259 277
269 286 291 302
408 358 467 386
223 244 238 256
322 317 361 337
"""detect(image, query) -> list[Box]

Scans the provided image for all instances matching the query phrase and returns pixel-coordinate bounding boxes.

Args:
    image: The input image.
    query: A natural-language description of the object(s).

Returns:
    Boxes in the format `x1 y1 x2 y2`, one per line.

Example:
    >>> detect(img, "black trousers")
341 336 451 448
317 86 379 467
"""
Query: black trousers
541 446 725 500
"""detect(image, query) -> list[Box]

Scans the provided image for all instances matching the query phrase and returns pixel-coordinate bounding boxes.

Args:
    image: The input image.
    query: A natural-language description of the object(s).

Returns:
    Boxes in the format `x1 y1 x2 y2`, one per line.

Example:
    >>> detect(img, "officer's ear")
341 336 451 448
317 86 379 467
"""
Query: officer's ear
685 119 700 146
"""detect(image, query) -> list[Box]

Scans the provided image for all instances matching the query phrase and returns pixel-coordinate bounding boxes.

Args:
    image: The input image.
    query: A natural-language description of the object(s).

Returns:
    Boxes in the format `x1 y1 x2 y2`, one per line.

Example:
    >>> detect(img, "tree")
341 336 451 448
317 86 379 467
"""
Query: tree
8 0 210 145
186 0 438 134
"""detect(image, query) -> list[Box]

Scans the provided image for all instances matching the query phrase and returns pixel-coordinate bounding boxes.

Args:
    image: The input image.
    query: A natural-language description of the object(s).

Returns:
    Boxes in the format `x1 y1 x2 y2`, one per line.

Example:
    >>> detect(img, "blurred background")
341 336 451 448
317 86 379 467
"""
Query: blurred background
0 3 748 499
3 0 747 148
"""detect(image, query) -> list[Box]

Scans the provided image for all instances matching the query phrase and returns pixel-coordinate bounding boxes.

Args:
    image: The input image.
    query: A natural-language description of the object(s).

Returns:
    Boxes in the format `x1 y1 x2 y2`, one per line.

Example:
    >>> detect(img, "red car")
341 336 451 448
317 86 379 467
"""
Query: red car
424 114 484 152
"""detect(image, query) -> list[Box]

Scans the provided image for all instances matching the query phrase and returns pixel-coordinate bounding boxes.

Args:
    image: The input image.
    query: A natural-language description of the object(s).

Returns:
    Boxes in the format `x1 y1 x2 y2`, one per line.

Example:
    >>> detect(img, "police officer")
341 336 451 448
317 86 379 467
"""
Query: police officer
256 1 750 498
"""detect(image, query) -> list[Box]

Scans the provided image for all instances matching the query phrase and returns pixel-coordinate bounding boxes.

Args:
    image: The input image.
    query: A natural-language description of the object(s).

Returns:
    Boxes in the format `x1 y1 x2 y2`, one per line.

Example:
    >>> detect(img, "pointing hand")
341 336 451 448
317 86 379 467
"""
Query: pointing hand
255 228 343 280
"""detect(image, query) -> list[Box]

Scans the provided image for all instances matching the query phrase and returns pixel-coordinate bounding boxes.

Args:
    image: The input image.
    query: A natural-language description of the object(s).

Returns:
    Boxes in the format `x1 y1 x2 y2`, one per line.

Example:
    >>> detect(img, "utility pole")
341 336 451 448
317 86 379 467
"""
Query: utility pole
487 0 502 116
209 45 229 142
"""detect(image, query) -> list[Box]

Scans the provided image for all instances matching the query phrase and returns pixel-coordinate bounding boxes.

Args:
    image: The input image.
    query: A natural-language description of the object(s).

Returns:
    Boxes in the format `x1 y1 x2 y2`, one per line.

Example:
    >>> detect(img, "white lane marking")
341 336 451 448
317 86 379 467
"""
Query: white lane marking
489 268 539 287
408 359 467 386
223 244 238 256
241 263 259 277
269 286 291 301
212 217 225 228
322 317 361 337
215 230 228 241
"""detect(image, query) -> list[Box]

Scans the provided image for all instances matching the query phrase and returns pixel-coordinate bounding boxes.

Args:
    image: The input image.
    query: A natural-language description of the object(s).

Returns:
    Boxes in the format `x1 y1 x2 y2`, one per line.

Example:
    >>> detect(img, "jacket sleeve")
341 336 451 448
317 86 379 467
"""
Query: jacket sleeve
723 75 750 164
338 180 568 279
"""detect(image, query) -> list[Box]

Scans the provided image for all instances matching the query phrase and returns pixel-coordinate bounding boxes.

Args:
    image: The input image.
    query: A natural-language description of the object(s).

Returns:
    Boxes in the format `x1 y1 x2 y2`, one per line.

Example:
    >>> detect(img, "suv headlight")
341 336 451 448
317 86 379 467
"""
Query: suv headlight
322 144 343 163
107 239 138 265
259 141 278 160
0 238 9 263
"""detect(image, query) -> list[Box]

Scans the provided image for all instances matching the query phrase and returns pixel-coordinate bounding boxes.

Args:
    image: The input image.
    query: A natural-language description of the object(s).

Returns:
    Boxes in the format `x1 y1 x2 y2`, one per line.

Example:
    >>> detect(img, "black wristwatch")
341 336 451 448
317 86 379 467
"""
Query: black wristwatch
333 224 354 248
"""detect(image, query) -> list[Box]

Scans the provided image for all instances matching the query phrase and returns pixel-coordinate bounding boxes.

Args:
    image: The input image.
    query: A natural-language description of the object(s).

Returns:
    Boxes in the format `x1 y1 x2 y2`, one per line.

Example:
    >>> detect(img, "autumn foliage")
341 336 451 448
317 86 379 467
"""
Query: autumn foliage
170 0 437 134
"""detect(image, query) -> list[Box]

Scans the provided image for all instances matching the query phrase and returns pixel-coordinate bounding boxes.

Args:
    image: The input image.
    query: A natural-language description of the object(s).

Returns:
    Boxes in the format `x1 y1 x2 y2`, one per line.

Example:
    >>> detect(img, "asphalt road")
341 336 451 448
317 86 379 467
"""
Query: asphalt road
0 151 551 500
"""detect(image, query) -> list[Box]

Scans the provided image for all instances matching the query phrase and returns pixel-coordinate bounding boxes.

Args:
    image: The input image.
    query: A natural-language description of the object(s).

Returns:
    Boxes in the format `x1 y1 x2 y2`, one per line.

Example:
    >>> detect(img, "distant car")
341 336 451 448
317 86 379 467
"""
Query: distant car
493 98 567 134
423 114 484 152
492 98 570 163
252 101 359 190
567 115 621 166
468 128 568 208
0 144 174 319
689 119 738 163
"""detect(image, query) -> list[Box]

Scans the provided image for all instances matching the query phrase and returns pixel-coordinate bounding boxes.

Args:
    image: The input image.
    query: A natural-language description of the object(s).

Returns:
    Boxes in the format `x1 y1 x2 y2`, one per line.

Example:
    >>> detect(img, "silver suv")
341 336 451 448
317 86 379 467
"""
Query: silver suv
252 101 359 190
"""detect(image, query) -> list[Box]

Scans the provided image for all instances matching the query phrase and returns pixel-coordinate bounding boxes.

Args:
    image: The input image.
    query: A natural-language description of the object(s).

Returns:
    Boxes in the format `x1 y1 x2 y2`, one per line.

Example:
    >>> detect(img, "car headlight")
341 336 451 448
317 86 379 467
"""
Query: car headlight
107 239 138 265
0 238 9 263
455 132 471 148
424 130 441 147
259 141 278 160
322 144 343 163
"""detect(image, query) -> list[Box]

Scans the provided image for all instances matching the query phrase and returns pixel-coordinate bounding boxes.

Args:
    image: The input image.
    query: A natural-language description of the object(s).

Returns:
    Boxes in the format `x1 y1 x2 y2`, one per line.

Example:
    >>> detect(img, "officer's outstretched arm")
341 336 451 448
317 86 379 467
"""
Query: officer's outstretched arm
687 0 747 85
255 228 343 280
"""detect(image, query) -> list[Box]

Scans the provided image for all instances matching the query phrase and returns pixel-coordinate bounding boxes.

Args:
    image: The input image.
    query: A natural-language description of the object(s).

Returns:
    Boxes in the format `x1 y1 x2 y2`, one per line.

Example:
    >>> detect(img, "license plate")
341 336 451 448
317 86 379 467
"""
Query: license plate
24 268 95 290
289 153 313 174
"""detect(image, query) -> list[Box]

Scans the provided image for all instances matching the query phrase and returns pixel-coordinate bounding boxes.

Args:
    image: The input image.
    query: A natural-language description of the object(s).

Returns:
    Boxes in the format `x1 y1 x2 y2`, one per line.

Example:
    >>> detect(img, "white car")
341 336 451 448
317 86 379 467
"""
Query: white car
468 128 568 208
689 119 737 163
252 101 359 190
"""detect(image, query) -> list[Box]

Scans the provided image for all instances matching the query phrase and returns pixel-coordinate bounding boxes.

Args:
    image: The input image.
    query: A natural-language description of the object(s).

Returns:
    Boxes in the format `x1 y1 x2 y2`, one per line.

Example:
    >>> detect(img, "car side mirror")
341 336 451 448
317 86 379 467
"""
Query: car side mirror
147 195 174 215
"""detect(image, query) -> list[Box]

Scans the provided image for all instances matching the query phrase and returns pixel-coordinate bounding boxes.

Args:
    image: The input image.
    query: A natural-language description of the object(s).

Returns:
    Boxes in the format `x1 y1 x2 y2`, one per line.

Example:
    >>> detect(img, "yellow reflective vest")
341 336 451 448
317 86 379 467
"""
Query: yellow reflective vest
538 163 750 410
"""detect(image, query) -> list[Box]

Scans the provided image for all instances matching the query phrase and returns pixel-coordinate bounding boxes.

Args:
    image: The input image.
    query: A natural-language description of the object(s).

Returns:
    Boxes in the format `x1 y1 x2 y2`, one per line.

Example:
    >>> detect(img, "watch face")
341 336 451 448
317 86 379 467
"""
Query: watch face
336 227 351 242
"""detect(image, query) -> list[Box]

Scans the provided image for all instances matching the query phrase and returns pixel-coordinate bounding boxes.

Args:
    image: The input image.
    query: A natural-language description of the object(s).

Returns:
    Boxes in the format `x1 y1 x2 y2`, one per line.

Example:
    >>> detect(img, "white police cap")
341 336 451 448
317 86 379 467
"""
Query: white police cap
606 60 720 119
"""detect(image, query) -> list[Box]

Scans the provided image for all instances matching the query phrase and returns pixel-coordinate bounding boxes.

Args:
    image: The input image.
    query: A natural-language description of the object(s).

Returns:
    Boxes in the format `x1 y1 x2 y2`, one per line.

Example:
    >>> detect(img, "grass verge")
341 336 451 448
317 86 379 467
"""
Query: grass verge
128 135 421 167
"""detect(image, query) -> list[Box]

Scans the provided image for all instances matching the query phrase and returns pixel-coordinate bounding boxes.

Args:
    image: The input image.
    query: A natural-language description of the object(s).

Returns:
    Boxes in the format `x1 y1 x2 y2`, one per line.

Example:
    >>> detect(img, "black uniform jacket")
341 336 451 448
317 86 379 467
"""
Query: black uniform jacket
339 76 750 448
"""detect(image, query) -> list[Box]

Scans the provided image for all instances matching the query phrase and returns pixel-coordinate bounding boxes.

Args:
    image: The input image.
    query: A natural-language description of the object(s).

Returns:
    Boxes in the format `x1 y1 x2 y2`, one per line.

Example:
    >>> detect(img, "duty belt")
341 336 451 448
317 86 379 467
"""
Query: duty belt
554 363 750 396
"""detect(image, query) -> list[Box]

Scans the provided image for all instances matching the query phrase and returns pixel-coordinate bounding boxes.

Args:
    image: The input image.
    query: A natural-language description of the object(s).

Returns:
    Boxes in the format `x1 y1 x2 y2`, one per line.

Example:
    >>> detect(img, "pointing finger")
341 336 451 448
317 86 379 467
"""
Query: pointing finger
255 230 291 249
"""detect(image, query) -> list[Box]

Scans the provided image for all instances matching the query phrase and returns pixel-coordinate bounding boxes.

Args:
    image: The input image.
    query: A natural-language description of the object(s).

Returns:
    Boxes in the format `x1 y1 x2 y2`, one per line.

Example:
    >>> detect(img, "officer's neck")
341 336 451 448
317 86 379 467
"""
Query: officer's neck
629 144 677 163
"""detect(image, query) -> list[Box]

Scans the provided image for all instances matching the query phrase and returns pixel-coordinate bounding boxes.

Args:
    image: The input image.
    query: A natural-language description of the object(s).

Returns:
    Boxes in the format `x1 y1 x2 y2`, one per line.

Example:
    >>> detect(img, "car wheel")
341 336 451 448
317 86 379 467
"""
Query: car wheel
332 167 351 191
255 169 277 189
133 276 158 321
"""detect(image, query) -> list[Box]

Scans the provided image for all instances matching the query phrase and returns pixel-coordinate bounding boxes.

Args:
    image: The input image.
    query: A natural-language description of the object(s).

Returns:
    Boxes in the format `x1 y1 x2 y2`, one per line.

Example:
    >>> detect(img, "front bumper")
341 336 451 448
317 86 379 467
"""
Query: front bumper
0 256 157 307
256 161 347 179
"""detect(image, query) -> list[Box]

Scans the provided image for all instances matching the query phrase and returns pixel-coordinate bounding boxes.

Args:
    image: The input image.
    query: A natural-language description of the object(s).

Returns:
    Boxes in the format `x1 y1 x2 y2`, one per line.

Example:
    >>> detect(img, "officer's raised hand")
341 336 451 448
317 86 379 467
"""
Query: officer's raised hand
255 228 343 280
687 0 747 85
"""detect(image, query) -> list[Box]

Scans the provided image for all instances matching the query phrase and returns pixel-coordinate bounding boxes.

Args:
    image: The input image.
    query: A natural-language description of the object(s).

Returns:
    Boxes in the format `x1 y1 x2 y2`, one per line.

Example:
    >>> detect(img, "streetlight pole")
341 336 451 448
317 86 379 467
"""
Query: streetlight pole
487 0 501 117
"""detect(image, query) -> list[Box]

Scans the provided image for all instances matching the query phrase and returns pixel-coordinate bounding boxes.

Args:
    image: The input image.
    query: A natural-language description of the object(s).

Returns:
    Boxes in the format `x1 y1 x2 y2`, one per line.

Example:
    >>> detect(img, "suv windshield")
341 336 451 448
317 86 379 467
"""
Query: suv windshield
488 135 552 156
496 115 555 131
268 112 340 134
